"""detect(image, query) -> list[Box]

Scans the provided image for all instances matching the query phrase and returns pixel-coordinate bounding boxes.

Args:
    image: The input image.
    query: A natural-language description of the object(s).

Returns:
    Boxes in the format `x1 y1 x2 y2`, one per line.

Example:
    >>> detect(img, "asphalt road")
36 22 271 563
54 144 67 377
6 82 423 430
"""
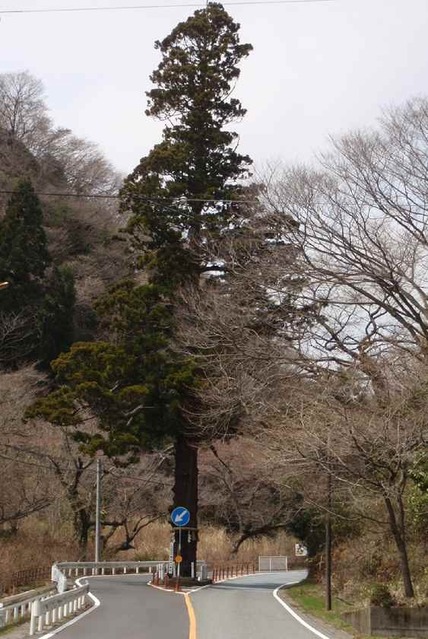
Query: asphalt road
41 570 330 639
45 574 189 639
191 570 327 639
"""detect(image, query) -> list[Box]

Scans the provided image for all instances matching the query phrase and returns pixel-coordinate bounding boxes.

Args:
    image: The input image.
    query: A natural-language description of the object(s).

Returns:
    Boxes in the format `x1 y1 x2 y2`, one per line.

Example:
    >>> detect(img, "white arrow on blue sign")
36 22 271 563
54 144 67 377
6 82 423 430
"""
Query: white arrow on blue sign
171 506 190 527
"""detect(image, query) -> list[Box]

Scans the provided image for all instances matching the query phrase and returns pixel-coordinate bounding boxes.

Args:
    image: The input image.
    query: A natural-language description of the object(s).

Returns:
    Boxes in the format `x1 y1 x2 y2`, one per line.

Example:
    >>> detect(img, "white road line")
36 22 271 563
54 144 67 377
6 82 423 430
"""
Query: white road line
149 580 211 594
39 578 101 639
187 584 211 593
273 583 331 639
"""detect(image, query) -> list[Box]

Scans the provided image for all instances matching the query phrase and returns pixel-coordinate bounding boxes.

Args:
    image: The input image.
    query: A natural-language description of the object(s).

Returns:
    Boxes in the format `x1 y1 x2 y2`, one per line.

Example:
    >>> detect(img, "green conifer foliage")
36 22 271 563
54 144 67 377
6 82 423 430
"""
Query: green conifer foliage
0 181 77 369
0 179 50 310
29 281 196 456
38 266 76 367
121 2 253 285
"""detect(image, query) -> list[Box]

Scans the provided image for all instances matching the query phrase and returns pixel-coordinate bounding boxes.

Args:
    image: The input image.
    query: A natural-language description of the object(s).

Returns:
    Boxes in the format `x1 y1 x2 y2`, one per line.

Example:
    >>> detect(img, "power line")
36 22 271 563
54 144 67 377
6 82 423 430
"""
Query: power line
0 188 259 205
0 189 119 200
0 1 335 16
0 450 173 485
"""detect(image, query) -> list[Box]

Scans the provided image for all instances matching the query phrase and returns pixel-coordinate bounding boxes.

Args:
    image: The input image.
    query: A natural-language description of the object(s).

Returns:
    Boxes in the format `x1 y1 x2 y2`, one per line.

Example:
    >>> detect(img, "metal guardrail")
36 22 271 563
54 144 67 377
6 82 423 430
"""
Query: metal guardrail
1 559 209 632
29 583 89 636
54 561 165 578
0 560 180 632
0 586 57 628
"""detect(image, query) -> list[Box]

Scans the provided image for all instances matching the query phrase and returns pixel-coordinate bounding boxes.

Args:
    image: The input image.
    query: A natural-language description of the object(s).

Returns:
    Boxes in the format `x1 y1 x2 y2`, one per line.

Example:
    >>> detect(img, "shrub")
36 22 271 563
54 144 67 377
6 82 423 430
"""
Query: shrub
369 583 395 607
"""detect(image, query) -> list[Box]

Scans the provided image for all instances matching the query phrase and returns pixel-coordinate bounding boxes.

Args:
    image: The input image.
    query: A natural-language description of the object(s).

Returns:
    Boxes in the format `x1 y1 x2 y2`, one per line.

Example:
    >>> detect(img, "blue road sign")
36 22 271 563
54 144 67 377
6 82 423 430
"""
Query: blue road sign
171 506 190 527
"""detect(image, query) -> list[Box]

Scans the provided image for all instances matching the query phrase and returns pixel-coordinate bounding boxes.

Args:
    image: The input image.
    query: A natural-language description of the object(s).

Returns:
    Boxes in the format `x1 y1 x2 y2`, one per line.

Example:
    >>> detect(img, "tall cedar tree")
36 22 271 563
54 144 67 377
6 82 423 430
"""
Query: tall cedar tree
28 4 251 570
121 3 252 573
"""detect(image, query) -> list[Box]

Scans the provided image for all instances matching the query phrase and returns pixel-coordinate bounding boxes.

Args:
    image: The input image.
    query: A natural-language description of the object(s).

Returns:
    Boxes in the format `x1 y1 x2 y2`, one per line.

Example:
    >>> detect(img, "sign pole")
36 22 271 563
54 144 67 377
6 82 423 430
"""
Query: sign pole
177 528 182 578
170 506 190 581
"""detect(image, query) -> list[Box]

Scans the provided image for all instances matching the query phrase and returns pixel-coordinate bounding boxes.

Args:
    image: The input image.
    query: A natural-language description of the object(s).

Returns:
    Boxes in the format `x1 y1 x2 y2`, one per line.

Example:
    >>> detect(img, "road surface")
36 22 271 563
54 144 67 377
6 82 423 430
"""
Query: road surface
44 574 189 639
41 570 331 639
191 570 327 639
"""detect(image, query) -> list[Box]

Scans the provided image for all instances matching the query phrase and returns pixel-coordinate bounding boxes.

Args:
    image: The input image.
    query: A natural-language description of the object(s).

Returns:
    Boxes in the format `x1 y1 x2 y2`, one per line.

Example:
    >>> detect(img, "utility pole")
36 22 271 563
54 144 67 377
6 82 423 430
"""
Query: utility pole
325 470 332 610
95 458 102 563
325 433 332 611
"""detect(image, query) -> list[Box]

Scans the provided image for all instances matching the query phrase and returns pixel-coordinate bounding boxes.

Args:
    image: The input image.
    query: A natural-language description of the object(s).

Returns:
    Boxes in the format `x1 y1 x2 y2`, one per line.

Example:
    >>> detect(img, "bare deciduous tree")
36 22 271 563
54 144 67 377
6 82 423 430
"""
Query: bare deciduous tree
264 367 428 598
0 71 49 146
0 367 53 532
199 439 303 554
264 98 428 380
101 456 171 554
0 311 39 367
0 71 122 196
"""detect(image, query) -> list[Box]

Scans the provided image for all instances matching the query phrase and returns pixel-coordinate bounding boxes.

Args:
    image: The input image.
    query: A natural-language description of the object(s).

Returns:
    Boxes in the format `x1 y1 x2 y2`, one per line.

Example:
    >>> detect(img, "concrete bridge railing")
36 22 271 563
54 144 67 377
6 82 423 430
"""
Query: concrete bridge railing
0 586 57 629
2 560 184 633
29 584 89 635
54 560 163 580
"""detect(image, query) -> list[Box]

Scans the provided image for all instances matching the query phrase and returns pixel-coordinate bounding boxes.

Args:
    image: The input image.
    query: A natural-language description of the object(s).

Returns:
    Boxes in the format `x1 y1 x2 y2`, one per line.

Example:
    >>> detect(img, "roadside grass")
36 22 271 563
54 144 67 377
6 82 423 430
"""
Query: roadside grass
284 580 353 631
283 580 393 639
0 619 27 637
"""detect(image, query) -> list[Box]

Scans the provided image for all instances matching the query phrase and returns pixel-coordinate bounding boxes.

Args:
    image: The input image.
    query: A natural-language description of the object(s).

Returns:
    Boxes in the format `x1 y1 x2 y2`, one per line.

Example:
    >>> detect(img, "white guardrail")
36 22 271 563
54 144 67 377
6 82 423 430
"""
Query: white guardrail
55 560 163 578
1 560 182 634
0 587 57 628
30 584 89 636
30 561 162 635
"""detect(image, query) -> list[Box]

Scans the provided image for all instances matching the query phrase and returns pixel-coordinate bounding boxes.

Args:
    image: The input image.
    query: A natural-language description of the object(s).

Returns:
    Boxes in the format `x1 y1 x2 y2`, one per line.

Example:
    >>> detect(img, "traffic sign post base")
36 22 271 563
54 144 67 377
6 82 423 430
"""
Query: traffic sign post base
170 506 197 579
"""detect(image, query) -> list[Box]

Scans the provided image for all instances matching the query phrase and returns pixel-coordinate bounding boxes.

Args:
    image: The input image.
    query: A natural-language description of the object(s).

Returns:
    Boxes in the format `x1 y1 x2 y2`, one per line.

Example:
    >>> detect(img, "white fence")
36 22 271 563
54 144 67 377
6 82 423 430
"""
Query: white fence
0 587 57 628
30 584 89 636
1 560 179 633
258 556 289 571
54 561 162 579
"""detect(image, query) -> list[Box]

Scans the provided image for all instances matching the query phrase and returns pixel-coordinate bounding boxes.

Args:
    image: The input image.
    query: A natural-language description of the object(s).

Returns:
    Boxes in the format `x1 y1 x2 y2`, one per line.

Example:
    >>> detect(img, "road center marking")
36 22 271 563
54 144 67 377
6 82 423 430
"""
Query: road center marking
184 593 197 639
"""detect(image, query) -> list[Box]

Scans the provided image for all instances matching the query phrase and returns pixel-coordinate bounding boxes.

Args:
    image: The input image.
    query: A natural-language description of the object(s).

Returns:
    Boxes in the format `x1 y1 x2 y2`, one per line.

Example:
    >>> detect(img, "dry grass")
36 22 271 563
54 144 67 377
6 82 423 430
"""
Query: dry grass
5 514 427 609
327 529 428 607
130 520 296 564
1 515 297 585
0 515 81 586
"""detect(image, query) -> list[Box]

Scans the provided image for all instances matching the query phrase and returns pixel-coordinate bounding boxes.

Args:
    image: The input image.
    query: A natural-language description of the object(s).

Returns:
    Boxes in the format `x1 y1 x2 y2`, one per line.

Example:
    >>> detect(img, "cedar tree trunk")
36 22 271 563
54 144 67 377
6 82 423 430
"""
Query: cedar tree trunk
173 435 198 577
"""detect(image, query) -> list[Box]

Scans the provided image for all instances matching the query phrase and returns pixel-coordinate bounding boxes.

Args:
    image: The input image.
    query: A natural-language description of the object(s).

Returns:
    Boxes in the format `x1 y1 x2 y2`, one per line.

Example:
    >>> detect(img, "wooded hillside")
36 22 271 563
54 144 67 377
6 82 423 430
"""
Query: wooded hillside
1 4 428 608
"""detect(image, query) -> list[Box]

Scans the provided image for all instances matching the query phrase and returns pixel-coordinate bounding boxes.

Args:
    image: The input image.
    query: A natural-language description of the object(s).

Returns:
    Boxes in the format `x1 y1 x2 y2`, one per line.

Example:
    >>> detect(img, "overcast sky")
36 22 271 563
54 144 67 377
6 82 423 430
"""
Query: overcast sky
1 0 427 175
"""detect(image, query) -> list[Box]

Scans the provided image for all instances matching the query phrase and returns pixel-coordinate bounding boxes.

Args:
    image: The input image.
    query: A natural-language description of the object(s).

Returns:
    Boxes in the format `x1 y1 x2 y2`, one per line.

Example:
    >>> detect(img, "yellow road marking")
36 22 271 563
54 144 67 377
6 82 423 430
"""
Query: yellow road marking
185 593 197 639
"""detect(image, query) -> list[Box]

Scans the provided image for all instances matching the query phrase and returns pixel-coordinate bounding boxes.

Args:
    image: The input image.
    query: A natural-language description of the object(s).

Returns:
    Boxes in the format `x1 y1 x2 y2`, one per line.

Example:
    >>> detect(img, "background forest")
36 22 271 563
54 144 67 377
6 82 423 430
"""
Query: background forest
1 2 428 611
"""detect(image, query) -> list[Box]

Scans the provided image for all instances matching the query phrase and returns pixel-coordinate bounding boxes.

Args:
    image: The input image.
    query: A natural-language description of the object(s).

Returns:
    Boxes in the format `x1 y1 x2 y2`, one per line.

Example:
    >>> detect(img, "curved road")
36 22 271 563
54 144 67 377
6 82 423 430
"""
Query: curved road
42 571 330 639
191 570 325 639
44 574 189 639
